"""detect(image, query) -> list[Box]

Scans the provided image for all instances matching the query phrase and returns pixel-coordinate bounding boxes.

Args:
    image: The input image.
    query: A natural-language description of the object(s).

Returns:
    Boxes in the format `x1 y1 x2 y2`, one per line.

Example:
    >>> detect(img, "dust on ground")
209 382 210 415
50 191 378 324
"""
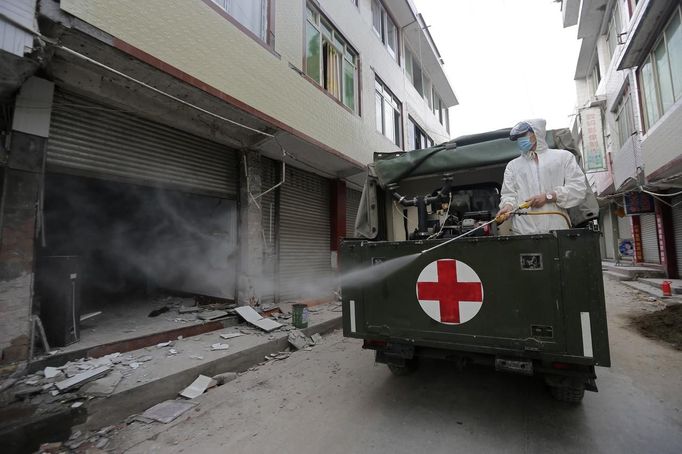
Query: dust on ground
630 304 682 350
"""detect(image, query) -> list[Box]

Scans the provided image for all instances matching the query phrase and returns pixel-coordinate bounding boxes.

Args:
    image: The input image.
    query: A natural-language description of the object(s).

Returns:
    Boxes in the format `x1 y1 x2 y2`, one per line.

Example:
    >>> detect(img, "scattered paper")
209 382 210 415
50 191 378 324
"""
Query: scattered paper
235 306 282 332
179 375 214 399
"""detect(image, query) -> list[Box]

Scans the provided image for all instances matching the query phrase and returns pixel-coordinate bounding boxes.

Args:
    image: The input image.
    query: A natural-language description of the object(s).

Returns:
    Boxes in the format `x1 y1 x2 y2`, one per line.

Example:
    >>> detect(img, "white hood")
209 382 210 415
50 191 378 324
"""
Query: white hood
525 118 549 157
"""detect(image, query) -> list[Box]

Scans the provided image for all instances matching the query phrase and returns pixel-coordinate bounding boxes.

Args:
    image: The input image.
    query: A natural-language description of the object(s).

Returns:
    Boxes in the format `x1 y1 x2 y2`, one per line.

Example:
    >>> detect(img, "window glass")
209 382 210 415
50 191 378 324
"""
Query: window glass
305 21 321 83
343 60 355 110
375 92 383 134
371 0 382 36
212 0 267 41
405 50 413 84
384 100 395 143
665 11 682 100
386 18 398 58
640 58 659 129
654 39 674 112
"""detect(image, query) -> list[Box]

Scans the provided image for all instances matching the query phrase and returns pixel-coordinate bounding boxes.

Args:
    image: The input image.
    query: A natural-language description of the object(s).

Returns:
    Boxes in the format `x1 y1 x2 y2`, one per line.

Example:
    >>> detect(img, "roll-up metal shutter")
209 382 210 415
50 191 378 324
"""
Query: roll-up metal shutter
640 213 660 263
601 209 615 259
260 157 279 304
617 215 631 240
47 90 238 196
671 196 682 277
278 167 330 301
346 188 361 237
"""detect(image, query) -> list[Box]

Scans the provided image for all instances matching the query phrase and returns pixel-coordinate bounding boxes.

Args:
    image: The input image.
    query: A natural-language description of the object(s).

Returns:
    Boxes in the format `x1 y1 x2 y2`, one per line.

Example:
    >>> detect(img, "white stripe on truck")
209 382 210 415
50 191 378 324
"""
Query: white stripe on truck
580 312 593 358
350 300 356 333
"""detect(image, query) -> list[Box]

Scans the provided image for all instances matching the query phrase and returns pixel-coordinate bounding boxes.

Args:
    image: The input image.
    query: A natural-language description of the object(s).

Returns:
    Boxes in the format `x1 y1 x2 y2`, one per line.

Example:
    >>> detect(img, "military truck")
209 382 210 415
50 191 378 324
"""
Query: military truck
340 128 609 403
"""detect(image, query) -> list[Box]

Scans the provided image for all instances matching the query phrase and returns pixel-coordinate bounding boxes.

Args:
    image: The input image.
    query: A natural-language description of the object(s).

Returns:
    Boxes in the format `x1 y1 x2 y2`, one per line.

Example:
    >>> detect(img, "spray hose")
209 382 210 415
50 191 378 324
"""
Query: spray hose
421 201 571 255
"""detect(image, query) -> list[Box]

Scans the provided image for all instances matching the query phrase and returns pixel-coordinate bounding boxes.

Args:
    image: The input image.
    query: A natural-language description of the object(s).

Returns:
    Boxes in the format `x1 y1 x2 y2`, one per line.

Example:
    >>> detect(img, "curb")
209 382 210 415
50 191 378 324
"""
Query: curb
77 316 342 431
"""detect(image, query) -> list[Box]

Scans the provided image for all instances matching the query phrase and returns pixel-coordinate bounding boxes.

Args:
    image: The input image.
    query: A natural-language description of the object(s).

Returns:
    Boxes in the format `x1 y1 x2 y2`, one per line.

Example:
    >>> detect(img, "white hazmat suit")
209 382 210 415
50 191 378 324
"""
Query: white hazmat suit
500 119 587 235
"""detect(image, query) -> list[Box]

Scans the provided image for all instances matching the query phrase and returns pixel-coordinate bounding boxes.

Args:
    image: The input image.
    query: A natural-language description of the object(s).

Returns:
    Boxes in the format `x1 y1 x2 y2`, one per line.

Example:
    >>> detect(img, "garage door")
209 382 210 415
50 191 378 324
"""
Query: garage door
278 167 331 301
640 213 660 264
47 90 238 196
672 196 682 277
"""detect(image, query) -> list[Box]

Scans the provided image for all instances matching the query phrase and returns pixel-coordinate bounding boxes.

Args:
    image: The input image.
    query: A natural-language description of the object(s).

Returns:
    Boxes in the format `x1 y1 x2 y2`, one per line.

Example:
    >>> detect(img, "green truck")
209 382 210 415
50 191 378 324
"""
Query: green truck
340 128 610 403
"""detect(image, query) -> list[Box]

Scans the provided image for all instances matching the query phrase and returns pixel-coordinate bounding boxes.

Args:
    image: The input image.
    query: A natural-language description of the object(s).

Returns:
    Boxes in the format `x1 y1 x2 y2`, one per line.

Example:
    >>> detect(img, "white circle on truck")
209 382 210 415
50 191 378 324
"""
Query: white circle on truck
415 259 484 325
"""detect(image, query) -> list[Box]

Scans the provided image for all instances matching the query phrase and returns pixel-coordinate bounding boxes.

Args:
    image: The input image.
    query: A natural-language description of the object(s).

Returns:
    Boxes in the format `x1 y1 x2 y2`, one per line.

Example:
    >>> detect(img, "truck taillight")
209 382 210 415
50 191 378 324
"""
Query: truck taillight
552 362 571 370
363 339 387 350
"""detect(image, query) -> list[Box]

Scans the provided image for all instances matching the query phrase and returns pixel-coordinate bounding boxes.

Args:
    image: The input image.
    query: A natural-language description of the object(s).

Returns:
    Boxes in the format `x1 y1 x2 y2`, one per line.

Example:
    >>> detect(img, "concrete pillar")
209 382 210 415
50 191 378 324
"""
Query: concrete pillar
237 149 264 306
0 77 53 363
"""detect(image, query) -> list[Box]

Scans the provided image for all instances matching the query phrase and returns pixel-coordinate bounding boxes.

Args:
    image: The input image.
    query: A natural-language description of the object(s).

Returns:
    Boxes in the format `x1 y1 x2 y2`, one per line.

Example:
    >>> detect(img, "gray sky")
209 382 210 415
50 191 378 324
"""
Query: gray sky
413 0 581 137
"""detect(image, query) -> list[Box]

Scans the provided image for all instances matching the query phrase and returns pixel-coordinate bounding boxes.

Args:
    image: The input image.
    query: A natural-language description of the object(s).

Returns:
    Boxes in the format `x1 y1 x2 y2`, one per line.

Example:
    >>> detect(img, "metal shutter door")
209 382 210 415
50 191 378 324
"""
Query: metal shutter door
47 90 238 196
602 209 615 259
672 196 682 276
260 157 279 304
278 167 330 301
640 213 660 263
346 188 361 237
617 215 631 239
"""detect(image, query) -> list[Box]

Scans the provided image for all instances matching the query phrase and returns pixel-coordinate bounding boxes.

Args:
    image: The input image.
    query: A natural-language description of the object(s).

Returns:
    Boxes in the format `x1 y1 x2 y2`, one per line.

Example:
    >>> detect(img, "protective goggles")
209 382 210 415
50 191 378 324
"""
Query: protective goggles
509 122 533 141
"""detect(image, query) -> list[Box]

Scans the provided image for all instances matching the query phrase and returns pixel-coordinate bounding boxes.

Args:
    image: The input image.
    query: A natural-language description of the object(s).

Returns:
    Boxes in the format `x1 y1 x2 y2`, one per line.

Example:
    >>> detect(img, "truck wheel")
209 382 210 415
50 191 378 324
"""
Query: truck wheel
387 359 417 376
549 384 585 403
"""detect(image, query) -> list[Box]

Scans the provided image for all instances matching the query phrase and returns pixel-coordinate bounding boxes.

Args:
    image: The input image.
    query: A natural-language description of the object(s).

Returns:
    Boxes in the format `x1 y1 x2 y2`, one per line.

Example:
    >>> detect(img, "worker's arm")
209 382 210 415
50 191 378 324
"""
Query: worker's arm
554 153 588 209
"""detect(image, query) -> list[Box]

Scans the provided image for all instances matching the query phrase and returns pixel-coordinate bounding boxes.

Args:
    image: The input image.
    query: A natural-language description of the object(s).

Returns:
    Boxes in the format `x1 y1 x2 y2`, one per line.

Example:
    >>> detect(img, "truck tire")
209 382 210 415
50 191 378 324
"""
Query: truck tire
549 384 585 403
387 359 417 376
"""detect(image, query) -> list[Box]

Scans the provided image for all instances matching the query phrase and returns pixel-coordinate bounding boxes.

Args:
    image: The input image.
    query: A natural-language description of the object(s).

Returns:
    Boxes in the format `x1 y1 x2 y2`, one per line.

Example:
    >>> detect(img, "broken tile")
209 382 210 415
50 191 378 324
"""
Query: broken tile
44 367 61 379
81 371 123 396
311 333 322 344
157 341 172 348
198 310 229 320
179 375 213 399
130 362 140 370
142 400 196 423
168 348 178 355
55 366 112 393
211 343 230 351
136 355 153 362
235 306 283 332
71 401 83 408
219 333 243 340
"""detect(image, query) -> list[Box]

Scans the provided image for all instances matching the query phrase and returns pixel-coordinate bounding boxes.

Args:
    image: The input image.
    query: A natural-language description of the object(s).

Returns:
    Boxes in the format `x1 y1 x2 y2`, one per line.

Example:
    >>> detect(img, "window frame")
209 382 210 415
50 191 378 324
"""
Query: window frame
375 76 403 148
371 0 400 63
606 1 622 60
304 2 360 114
206 0 274 48
407 116 433 151
636 5 682 132
614 85 635 149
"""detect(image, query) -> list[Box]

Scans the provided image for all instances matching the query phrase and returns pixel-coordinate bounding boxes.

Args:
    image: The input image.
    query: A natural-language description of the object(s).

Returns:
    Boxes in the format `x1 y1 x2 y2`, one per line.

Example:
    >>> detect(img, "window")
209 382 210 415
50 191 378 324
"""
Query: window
371 0 399 62
375 77 402 147
407 117 433 151
615 87 635 148
211 0 268 41
637 6 682 131
606 2 622 59
405 47 425 97
431 89 449 130
305 3 359 112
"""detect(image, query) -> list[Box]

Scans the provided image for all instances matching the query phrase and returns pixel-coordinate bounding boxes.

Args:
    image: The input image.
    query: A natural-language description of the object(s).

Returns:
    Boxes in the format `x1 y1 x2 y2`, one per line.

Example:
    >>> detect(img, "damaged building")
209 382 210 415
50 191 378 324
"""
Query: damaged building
0 0 456 363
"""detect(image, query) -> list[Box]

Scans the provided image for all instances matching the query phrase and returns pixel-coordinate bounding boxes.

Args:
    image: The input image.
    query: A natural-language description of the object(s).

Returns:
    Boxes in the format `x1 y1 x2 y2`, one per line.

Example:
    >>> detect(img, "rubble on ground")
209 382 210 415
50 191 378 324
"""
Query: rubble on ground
630 304 682 350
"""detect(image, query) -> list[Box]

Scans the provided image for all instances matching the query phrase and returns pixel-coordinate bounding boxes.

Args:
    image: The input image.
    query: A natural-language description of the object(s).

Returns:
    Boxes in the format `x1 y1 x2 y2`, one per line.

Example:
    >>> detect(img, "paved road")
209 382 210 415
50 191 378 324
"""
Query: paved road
111 279 682 454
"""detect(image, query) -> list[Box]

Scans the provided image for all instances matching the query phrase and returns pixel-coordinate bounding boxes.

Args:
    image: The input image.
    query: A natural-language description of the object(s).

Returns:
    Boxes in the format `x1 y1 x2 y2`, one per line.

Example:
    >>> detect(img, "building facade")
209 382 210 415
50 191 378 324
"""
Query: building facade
562 0 681 276
0 0 457 363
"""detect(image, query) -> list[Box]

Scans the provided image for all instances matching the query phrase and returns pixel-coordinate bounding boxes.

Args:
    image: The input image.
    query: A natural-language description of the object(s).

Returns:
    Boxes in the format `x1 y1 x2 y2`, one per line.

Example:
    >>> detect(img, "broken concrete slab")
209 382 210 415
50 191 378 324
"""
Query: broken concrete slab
287 330 310 350
198 310 229 320
311 333 322 344
219 332 243 340
211 343 230 351
178 306 200 314
81 371 123 396
235 306 282 332
142 400 196 423
55 366 112 393
179 375 214 399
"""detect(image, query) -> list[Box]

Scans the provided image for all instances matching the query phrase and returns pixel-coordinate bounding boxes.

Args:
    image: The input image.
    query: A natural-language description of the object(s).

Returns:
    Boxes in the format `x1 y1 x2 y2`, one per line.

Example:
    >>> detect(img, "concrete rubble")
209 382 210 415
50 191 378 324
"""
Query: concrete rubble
0 301 341 452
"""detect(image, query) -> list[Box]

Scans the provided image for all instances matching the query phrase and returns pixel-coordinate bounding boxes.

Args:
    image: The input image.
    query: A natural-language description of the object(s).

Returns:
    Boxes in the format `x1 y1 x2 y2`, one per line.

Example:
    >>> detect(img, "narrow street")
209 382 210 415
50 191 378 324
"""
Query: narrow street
107 277 682 454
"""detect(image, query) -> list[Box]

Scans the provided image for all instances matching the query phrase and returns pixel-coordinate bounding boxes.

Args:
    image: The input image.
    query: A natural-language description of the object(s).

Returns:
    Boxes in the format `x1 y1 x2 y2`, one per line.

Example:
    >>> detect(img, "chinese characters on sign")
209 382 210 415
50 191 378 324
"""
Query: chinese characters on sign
624 192 655 215
580 107 607 172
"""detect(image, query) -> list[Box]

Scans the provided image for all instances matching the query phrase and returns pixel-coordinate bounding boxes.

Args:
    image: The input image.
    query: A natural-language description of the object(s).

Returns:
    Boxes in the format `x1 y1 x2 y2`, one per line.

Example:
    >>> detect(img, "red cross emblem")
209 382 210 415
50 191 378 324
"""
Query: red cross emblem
415 259 484 325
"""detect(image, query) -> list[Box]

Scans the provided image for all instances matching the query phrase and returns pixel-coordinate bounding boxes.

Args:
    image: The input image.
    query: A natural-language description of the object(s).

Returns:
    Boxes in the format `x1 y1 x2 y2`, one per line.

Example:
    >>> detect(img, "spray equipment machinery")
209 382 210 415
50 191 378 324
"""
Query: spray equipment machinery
341 128 607 403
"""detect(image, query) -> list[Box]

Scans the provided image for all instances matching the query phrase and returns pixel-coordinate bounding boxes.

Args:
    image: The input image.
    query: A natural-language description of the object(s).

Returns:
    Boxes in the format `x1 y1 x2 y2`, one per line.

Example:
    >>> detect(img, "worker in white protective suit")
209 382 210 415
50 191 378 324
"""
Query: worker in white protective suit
496 119 587 235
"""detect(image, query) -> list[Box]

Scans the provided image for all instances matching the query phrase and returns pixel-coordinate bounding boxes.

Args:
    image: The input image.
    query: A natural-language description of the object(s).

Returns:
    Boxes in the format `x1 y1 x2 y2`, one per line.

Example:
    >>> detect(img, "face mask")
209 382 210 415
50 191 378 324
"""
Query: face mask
517 136 533 153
